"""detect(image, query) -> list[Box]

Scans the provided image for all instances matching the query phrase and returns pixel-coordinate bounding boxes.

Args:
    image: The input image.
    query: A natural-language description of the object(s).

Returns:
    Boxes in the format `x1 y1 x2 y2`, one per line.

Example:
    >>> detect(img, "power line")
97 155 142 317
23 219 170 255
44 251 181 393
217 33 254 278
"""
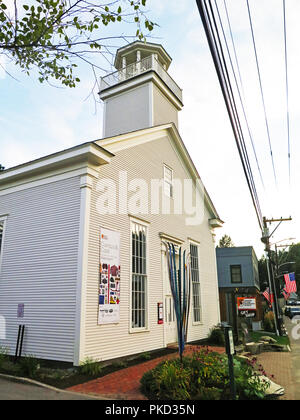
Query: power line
215 0 265 190
223 0 244 96
283 0 291 184
246 0 277 186
195 0 263 230
208 0 263 221
206 0 263 226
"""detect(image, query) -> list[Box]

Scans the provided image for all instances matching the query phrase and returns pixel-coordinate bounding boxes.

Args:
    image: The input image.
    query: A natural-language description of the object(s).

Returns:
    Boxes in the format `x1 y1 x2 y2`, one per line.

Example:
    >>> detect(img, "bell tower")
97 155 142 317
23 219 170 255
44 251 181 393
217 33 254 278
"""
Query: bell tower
99 41 183 138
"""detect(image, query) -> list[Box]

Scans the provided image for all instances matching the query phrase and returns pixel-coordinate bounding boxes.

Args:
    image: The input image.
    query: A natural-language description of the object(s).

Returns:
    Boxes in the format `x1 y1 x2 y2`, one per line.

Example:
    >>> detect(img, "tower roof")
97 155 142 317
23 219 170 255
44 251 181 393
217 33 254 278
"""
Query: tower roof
114 41 172 70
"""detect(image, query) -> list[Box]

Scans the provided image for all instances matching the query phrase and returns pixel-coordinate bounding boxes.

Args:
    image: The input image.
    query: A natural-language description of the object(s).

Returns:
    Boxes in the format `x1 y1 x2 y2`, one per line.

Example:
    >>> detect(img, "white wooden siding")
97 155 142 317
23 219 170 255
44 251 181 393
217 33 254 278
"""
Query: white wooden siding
83 134 220 362
0 176 81 362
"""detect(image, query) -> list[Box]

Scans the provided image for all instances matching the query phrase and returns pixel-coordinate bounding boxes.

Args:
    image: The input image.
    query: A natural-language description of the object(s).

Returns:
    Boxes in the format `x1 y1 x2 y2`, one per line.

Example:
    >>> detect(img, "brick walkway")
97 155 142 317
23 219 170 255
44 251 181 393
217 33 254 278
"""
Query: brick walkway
68 346 225 400
256 352 295 400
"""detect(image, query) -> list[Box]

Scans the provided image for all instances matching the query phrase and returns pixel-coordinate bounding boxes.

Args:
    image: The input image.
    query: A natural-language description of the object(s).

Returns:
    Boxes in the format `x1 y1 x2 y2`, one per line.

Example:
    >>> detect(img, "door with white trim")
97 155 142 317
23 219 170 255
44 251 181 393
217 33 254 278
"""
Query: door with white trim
163 250 178 345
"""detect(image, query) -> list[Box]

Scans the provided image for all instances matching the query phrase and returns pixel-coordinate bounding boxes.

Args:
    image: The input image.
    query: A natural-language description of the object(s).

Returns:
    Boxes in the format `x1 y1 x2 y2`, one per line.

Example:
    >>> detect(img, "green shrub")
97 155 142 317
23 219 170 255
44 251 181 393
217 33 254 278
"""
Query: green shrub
264 312 275 333
140 347 271 400
234 358 271 400
78 357 103 376
0 346 9 369
207 326 225 346
141 359 191 400
112 360 128 369
19 355 40 378
1 360 22 376
140 352 151 361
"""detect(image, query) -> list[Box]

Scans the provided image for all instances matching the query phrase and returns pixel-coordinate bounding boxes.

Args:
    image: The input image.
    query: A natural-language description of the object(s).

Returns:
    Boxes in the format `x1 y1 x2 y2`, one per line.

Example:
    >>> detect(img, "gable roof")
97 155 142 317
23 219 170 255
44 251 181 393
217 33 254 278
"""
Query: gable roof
0 142 114 191
0 123 223 225
95 122 223 222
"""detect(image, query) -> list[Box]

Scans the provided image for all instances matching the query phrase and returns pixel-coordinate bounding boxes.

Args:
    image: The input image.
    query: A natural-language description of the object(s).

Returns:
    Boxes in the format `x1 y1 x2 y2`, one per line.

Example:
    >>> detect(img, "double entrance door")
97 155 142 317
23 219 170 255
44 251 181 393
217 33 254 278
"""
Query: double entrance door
162 249 178 345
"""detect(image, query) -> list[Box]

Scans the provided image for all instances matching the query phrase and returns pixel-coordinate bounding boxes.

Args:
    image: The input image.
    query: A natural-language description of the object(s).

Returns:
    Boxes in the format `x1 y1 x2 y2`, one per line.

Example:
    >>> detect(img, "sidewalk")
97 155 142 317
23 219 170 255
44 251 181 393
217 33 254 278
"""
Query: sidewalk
255 316 300 400
256 351 295 400
67 345 225 400
284 316 300 400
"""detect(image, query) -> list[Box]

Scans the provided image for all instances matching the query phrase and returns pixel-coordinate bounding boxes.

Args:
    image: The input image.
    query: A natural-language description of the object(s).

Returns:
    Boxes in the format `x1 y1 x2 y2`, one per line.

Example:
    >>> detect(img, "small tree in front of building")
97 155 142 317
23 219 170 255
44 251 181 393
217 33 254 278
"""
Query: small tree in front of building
218 235 234 248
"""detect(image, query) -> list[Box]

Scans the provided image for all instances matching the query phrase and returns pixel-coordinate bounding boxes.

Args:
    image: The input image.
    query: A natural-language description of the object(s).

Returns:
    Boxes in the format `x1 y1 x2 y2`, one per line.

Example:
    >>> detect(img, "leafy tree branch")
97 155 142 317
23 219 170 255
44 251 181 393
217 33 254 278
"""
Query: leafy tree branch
0 0 156 87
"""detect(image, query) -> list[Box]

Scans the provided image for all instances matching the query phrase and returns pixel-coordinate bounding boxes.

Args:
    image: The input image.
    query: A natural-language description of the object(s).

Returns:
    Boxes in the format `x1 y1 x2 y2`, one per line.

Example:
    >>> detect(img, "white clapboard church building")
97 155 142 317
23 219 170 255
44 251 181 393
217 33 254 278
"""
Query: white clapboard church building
0 41 223 365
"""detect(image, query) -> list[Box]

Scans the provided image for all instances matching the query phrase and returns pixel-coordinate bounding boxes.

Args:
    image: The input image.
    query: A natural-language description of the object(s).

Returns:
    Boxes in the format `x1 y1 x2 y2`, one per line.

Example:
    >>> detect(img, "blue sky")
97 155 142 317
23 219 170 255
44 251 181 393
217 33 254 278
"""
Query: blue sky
1 0 299 257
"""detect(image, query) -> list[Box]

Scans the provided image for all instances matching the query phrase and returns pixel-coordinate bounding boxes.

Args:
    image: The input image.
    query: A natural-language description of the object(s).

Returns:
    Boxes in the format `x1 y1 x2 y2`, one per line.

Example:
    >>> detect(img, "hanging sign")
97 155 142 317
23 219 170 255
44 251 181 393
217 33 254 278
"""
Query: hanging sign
239 310 256 318
98 228 121 325
237 297 256 311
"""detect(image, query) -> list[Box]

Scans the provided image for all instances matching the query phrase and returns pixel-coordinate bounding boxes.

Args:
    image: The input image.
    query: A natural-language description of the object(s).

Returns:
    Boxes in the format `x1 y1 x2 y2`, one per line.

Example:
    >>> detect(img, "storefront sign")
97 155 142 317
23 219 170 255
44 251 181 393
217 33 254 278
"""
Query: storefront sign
239 310 256 318
98 228 121 325
237 297 256 311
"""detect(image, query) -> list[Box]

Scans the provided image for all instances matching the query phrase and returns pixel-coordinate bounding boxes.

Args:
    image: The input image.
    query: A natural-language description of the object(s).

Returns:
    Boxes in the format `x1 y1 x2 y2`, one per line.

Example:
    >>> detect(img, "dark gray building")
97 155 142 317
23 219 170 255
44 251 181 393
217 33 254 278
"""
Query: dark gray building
216 246 263 334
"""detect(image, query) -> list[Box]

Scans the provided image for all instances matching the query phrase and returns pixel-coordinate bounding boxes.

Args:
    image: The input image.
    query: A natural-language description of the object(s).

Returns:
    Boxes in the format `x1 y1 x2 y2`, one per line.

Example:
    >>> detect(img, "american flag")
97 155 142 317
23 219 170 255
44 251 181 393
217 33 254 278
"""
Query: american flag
262 288 274 306
282 289 290 300
284 272 297 294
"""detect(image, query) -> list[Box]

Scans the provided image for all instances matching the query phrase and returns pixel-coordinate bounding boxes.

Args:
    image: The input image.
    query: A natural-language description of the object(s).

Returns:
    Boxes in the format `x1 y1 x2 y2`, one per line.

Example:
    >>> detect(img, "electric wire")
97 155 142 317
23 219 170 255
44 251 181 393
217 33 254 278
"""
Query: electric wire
207 0 263 223
283 0 291 183
246 0 277 186
203 0 263 228
195 0 263 230
215 0 265 190
206 0 263 226
223 0 244 96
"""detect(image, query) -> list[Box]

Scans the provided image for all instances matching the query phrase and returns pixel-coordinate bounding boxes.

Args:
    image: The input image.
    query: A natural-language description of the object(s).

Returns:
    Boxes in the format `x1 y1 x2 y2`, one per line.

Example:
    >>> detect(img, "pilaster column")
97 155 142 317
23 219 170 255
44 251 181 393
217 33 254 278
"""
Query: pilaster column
74 173 94 366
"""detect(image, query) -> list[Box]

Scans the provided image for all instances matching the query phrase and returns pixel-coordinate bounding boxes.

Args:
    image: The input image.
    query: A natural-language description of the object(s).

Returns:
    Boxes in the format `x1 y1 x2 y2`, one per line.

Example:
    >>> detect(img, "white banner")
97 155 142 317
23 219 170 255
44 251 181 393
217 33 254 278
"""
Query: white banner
98 228 121 325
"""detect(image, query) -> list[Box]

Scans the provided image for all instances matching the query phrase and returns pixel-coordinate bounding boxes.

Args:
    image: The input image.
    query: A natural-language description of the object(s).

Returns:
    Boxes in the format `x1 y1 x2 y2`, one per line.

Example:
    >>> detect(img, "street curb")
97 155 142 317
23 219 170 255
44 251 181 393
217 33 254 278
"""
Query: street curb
0 373 110 400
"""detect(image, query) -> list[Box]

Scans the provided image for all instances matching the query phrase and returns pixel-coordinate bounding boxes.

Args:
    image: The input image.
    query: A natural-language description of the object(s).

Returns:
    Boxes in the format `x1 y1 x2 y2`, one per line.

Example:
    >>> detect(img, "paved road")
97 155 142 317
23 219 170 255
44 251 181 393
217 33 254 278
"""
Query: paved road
285 315 300 400
0 377 100 400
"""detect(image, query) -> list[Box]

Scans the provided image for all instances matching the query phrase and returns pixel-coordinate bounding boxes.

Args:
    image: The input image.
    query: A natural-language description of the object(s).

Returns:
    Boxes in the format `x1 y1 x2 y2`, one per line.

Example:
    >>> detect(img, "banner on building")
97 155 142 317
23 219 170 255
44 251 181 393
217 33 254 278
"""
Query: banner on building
98 228 121 325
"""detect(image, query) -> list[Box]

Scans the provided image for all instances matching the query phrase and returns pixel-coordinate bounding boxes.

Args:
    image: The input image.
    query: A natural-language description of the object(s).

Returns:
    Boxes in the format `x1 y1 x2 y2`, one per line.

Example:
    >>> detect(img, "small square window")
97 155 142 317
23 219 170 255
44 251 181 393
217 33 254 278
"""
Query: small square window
164 165 173 198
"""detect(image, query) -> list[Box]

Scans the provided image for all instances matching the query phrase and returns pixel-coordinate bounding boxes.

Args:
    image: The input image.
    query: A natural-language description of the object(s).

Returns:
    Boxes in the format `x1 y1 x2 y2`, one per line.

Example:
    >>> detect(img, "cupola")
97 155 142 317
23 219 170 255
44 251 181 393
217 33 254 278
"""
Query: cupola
99 41 183 138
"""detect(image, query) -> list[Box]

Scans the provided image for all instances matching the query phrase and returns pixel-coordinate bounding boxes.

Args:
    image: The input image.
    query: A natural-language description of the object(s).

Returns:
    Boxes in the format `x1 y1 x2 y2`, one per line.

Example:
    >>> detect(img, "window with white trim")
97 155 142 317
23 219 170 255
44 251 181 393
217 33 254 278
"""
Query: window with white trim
131 222 147 329
164 165 173 198
190 244 201 322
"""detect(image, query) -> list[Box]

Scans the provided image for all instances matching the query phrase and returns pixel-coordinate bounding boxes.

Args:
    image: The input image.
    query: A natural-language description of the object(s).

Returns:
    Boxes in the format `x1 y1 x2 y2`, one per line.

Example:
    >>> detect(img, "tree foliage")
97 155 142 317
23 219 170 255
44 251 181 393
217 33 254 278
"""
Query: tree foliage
0 0 155 87
218 234 234 248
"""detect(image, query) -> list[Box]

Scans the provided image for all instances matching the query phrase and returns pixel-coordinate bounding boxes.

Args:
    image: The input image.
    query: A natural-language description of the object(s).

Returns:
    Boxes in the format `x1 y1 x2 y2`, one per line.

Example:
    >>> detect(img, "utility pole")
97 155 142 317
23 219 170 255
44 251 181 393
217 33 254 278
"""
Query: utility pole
261 217 292 336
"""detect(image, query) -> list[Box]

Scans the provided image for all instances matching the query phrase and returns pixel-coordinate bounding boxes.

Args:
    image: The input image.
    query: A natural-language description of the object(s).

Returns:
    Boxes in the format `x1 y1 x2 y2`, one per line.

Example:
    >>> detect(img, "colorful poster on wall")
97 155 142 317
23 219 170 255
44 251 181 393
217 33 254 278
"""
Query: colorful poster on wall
98 228 121 325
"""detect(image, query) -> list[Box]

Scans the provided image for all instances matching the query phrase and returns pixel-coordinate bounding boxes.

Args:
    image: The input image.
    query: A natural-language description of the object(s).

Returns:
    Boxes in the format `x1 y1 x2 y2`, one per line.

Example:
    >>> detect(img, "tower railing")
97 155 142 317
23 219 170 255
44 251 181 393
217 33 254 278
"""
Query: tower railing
100 56 182 102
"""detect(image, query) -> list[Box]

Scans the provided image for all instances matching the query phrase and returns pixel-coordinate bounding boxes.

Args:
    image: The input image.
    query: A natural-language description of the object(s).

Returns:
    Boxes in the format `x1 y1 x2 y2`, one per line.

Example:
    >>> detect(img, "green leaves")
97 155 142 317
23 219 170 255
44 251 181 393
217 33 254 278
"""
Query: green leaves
0 0 155 88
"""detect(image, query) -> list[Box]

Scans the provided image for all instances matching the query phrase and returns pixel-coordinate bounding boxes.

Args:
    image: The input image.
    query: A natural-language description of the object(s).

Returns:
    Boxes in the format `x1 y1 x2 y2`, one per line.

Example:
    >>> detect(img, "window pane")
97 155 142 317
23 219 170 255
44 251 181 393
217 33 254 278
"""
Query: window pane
164 165 173 198
190 244 201 322
131 223 147 329
230 265 242 284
